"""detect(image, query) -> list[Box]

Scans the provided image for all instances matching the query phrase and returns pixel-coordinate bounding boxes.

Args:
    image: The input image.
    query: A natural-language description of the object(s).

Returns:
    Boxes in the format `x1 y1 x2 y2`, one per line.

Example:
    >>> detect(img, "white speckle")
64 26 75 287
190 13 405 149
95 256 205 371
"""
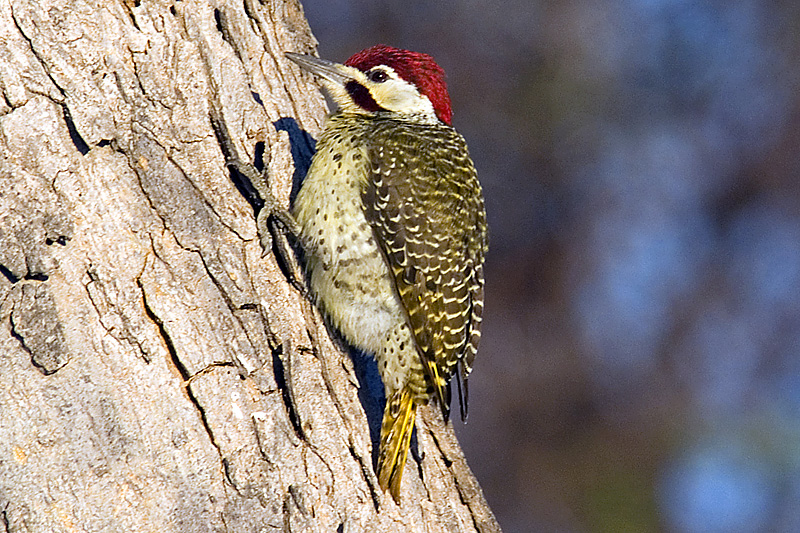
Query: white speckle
231 392 243 419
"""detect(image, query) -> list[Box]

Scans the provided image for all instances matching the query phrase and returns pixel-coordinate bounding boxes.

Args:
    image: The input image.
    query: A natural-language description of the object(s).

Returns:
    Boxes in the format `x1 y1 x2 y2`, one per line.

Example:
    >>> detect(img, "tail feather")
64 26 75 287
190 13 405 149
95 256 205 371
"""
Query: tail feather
377 387 417 503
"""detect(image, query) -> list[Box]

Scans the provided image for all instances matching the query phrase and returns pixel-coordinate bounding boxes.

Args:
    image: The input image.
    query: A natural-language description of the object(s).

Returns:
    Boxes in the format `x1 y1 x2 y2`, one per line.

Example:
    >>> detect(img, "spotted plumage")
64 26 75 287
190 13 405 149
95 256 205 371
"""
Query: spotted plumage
287 45 487 503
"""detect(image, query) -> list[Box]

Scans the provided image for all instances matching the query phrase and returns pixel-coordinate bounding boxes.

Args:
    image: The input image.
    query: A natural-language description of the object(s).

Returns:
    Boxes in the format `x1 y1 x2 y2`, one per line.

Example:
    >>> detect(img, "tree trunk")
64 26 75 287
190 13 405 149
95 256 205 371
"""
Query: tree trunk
0 0 500 531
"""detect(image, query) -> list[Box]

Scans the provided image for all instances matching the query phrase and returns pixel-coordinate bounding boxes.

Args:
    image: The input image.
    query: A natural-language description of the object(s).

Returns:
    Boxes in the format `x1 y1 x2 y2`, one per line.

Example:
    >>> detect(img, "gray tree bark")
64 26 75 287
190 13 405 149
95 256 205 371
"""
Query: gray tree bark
0 0 500 531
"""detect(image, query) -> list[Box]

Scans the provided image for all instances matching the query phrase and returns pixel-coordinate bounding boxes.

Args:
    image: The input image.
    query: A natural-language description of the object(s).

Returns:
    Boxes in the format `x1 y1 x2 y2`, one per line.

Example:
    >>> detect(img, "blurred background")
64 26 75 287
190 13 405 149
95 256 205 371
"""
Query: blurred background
299 1 800 531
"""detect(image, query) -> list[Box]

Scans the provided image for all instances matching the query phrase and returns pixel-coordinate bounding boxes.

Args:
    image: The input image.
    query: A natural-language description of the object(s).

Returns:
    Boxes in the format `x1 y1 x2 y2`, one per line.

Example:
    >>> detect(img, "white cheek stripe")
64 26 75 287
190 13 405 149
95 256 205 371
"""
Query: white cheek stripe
366 66 438 119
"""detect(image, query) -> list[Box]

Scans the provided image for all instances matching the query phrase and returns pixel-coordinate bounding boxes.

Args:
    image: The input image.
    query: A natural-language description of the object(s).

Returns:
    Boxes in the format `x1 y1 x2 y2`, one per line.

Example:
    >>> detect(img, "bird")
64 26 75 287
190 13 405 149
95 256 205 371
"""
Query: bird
286 44 488 503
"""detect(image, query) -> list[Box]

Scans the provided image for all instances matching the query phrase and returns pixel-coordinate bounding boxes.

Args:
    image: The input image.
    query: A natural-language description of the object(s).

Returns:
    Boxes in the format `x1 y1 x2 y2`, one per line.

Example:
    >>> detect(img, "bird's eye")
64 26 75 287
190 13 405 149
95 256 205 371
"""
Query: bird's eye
368 69 389 83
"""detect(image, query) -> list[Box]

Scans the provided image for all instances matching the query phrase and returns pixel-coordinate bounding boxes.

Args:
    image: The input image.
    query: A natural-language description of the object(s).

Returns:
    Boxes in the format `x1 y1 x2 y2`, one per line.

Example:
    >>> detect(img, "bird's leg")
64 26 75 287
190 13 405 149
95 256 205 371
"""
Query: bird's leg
209 109 307 296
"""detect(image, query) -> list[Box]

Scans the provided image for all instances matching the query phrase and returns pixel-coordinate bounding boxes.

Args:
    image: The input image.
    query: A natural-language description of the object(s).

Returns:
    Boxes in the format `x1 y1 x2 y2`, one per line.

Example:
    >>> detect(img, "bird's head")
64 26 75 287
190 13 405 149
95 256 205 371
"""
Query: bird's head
286 44 453 125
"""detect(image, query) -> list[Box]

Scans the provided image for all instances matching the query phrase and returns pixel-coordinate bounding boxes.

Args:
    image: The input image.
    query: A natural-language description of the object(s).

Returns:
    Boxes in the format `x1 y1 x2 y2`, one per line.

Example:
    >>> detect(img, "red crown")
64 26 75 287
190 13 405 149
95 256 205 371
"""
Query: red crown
345 45 453 125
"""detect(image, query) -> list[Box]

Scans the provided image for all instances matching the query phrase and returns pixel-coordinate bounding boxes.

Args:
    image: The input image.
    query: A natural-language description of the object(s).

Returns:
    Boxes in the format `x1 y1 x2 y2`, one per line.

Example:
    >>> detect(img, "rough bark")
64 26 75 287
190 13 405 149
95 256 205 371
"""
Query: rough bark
0 0 500 531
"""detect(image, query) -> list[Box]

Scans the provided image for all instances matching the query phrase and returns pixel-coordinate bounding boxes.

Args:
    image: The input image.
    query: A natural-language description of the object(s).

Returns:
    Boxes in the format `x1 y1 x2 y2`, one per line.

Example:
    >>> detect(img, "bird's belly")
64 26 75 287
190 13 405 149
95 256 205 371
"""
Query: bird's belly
295 179 403 354
311 258 400 353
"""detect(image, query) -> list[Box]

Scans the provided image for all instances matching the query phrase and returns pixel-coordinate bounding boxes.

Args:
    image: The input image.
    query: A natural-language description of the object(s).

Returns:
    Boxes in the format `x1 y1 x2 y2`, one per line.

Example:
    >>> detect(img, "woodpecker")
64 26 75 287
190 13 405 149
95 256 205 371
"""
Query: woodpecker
286 45 487 503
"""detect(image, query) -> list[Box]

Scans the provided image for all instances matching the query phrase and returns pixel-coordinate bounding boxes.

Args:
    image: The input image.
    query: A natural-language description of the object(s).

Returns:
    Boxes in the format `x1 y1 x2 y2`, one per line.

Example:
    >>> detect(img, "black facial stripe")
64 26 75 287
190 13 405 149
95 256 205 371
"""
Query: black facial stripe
345 80 386 113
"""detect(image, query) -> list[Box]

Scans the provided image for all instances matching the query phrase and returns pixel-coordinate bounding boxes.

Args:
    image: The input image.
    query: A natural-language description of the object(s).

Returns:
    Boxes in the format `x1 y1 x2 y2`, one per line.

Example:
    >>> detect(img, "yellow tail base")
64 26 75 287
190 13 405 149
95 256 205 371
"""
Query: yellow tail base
377 387 418 504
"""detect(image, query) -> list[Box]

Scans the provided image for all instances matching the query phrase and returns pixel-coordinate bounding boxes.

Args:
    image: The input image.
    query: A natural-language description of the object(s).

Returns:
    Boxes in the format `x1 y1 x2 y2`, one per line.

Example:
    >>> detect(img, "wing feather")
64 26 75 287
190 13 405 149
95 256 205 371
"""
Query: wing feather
362 118 487 419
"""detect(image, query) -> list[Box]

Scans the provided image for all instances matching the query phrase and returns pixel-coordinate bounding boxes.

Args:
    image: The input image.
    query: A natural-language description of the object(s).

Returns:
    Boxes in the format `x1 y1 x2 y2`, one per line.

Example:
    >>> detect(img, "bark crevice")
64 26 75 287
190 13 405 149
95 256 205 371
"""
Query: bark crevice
137 275 224 461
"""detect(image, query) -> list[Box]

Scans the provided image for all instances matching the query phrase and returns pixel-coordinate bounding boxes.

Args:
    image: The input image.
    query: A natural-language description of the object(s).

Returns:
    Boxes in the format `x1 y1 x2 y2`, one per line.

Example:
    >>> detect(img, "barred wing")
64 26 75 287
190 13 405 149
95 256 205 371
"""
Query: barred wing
362 120 487 419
